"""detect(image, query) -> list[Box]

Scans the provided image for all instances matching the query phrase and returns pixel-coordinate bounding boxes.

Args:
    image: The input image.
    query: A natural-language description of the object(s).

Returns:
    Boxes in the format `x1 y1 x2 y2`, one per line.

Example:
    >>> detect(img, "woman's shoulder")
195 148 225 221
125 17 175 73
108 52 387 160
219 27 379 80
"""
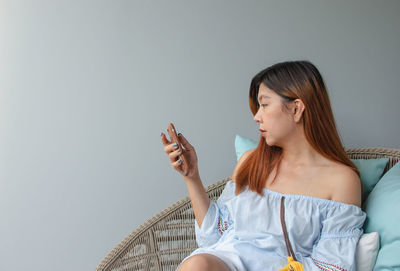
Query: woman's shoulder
325 163 362 208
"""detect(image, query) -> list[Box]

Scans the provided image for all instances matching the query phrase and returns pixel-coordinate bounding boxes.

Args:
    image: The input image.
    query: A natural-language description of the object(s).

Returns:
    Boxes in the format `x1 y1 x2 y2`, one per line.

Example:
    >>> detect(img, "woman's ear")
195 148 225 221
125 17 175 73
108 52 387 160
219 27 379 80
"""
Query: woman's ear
292 99 305 123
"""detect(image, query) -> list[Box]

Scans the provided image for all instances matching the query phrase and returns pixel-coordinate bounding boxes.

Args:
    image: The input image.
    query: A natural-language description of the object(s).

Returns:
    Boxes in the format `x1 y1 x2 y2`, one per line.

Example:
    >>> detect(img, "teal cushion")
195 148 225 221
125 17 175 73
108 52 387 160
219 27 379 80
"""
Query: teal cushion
234 134 388 202
352 159 388 203
235 134 257 161
363 161 400 270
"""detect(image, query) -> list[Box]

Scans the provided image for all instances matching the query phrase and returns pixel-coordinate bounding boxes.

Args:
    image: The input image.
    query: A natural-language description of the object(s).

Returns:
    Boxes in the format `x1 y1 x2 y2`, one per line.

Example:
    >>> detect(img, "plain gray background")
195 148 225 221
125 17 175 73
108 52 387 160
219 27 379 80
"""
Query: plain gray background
1 0 399 270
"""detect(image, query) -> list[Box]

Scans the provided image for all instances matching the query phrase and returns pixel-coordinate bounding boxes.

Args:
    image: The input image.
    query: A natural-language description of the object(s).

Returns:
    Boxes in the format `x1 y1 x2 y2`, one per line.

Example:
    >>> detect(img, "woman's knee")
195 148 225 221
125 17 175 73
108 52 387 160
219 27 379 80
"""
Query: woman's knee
177 253 231 271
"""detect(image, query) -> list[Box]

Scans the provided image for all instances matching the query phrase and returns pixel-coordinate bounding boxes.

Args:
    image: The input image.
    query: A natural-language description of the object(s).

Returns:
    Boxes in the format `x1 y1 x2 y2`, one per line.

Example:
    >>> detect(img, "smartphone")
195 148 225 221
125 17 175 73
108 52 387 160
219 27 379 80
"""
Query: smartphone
167 123 189 175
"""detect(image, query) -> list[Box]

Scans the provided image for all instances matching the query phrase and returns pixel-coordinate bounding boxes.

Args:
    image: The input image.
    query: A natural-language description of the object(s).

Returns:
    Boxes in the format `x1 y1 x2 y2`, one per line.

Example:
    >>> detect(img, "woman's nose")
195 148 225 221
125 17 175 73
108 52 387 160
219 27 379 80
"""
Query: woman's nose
254 111 261 123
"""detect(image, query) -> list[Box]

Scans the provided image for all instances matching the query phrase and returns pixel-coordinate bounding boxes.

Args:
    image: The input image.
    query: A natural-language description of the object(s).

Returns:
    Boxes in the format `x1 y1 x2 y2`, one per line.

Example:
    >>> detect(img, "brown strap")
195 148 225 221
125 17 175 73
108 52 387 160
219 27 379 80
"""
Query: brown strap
280 196 297 261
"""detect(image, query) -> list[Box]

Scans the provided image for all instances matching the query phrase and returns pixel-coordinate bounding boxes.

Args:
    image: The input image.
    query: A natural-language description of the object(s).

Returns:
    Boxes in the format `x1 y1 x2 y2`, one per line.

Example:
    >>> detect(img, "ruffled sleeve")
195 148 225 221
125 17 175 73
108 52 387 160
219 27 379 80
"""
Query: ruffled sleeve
194 181 235 248
303 204 367 271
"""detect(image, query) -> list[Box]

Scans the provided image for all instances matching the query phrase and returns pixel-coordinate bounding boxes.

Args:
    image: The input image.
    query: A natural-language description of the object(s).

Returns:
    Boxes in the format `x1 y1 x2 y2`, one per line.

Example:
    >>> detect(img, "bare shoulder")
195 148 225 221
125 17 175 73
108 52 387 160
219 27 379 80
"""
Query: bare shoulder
329 164 362 208
232 149 255 183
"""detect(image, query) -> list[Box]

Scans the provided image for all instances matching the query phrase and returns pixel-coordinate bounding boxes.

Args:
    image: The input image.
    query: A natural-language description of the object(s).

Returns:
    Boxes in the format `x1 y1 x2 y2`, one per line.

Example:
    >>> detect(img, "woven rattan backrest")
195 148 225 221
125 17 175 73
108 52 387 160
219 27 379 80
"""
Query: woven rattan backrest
95 147 400 271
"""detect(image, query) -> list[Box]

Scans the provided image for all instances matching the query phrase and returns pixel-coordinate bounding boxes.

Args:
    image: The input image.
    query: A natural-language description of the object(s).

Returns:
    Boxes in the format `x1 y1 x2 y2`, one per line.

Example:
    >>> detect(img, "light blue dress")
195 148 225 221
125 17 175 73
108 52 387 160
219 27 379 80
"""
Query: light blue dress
177 180 366 271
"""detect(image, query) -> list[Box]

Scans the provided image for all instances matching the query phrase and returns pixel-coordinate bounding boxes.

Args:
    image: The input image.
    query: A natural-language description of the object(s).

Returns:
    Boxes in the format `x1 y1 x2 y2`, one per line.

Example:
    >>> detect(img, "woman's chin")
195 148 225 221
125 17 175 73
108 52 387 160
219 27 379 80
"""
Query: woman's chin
264 136 279 147
264 137 274 146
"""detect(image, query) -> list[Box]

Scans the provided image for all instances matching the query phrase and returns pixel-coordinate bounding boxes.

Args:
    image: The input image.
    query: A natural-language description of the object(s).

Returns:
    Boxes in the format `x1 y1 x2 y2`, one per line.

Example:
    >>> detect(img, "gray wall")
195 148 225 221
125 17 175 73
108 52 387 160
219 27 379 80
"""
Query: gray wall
1 1 399 270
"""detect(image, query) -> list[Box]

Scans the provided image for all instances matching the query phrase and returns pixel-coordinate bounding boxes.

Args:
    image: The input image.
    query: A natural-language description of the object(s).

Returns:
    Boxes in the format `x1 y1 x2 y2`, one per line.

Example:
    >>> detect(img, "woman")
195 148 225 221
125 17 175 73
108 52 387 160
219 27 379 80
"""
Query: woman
161 60 366 271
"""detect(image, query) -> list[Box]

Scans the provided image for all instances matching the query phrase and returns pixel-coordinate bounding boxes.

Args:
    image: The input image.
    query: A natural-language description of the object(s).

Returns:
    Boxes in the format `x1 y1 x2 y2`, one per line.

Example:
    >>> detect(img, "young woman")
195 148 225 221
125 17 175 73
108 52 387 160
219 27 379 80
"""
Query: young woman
161 60 366 271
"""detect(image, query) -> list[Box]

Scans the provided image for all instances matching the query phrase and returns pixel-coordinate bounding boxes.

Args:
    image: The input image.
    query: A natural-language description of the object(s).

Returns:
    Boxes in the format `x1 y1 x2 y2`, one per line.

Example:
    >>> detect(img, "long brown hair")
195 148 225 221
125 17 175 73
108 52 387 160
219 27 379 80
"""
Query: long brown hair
235 60 360 196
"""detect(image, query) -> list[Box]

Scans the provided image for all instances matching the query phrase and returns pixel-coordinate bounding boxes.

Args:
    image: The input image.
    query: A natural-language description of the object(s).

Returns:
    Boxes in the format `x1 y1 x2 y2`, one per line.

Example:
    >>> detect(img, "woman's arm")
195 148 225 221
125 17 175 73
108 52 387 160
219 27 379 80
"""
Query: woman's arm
183 174 211 229
185 148 254 228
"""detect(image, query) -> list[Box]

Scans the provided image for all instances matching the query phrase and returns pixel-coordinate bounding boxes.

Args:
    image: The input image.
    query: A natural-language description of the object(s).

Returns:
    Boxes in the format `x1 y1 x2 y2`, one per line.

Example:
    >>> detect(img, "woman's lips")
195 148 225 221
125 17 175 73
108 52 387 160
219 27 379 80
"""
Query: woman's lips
259 129 266 133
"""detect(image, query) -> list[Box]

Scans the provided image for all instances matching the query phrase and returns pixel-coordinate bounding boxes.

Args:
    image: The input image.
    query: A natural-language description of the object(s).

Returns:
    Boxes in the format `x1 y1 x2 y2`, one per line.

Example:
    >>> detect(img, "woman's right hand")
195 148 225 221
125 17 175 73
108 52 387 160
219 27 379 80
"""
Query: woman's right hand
161 132 200 179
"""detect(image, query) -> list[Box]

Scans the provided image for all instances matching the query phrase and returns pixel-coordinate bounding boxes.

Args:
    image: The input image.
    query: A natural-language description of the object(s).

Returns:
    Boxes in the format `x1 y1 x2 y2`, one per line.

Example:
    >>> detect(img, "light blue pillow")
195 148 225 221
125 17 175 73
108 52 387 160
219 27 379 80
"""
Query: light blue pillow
234 134 388 203
363 161 400 270
235 134 257 161
352 159 388 203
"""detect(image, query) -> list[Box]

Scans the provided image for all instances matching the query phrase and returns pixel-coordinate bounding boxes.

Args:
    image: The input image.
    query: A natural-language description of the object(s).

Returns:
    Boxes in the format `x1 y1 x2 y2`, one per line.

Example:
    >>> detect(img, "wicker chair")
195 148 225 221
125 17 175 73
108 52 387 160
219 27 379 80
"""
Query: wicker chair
95 147 400 271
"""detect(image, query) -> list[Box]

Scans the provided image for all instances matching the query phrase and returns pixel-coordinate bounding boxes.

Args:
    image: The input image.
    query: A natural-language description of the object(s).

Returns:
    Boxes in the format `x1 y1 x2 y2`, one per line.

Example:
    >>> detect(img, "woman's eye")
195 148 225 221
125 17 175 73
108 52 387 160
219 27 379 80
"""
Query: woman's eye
261 104 268 108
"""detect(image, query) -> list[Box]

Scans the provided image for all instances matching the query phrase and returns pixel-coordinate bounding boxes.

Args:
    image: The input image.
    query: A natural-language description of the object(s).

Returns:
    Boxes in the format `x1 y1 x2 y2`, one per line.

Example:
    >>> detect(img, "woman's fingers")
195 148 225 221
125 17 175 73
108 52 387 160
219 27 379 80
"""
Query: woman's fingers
161 133 170 146
172 157 183 170
168 148 181 162
161 133 176 153
161 133 182 162
161 131 192 175
178 133 192 150
162 133 181 150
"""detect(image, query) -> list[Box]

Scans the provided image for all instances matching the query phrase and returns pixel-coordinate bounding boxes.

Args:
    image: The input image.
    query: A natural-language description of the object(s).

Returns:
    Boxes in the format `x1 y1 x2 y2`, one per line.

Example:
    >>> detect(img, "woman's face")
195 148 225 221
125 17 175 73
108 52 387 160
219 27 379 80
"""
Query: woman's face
253 83 296 147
